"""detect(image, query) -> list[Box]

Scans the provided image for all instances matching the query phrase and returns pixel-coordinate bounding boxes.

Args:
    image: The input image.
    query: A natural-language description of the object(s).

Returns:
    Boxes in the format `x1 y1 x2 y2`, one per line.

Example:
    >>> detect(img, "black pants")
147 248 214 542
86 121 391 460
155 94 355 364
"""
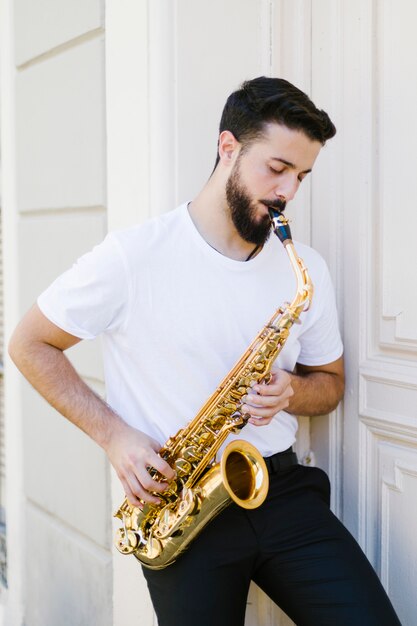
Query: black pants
142 464 401 626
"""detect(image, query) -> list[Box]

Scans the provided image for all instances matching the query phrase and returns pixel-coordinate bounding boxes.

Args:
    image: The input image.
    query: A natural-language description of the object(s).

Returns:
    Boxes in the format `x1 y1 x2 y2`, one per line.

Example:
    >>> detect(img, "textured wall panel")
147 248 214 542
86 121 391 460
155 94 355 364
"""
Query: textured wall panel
18 211 106 306
18 210 106 379
24 502 112 626
361 424 417 625
362 374 417 424
175 0 265 204
16 37 105 212
23 390 110 548
15 0 103 66
377 0 417 352
272 0 313 246
381 461 417 626
353 5 417 625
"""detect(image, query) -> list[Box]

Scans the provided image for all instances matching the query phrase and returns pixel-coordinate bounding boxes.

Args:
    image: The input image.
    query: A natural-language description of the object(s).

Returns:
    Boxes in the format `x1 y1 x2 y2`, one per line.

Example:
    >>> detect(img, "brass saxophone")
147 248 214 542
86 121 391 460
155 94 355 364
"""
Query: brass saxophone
114 208 313 569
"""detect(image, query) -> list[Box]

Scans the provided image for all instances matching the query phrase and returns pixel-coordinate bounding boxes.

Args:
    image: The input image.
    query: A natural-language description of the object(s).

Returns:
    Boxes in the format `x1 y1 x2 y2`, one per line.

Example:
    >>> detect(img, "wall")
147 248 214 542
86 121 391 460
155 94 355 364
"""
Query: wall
1 1 112 624
106 2 335 625
107 1 417 625
338 2 417 624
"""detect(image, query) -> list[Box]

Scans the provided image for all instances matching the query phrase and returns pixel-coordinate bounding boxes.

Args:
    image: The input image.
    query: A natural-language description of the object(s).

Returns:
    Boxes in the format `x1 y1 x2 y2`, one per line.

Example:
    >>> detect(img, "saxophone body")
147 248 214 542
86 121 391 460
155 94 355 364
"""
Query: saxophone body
114 209 313 569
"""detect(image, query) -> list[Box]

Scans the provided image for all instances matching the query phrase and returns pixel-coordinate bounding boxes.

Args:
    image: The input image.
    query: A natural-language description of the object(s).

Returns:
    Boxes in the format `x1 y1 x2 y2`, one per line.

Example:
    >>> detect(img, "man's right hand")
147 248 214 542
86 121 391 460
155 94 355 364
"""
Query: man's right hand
104 422 176 507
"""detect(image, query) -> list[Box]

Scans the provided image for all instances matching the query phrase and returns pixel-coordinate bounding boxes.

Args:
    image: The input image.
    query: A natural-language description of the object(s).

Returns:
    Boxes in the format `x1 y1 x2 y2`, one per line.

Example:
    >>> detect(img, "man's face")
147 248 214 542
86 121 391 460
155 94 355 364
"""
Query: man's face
225 123 322 245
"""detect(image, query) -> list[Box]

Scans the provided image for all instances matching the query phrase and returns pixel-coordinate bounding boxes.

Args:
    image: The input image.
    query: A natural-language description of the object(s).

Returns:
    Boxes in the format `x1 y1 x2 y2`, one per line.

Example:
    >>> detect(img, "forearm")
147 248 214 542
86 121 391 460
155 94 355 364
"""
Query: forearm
8 303 176 506
287 370 344 416
9 339 125 449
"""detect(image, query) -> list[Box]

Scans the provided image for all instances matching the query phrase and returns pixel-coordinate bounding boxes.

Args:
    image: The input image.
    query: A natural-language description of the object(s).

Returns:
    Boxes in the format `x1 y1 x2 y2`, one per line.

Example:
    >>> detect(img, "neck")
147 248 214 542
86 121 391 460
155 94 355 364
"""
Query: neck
188 173 261 262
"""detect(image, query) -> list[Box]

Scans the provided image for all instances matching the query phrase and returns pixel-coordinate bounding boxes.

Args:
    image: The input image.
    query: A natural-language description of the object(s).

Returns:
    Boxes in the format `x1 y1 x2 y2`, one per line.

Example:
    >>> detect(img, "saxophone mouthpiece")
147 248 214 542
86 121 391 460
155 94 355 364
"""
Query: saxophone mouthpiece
268 208 292 245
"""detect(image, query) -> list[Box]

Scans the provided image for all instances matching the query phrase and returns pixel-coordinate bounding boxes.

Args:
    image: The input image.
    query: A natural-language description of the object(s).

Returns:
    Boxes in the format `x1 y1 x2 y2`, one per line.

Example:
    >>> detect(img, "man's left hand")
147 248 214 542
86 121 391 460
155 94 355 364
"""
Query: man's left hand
241 369 294 427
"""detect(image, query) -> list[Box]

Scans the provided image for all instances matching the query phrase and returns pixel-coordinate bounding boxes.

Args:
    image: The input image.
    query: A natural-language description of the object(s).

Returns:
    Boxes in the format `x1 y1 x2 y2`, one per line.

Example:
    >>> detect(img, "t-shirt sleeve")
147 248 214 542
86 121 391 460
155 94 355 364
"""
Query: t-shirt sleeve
37 234 130 340
297 259 343 366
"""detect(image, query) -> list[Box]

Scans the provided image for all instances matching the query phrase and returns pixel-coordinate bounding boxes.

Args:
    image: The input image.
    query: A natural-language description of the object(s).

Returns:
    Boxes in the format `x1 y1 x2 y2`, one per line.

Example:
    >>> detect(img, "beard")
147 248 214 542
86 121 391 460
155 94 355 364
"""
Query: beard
225 160 286 246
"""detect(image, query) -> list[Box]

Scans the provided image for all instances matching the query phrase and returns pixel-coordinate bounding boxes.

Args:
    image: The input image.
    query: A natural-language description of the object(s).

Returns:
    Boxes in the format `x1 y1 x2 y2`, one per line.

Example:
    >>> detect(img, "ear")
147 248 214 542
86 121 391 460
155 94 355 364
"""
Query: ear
218 130 240 166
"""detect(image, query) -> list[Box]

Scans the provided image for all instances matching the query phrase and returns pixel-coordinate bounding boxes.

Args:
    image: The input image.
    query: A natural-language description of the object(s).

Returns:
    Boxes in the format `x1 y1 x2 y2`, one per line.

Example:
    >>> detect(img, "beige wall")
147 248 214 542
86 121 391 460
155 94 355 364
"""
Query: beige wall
106 2 326 625
106 1 417 625
2 0 112 624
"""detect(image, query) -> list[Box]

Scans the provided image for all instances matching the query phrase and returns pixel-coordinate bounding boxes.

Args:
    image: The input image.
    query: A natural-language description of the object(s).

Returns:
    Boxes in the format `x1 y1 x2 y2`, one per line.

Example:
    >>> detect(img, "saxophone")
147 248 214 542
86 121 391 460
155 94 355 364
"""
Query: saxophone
114 208 313 569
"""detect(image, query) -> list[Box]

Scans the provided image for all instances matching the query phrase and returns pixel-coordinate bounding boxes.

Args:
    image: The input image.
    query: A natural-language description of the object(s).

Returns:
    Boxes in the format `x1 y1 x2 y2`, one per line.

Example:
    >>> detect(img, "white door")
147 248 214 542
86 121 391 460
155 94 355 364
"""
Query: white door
106 1 417 624
310 2 417 624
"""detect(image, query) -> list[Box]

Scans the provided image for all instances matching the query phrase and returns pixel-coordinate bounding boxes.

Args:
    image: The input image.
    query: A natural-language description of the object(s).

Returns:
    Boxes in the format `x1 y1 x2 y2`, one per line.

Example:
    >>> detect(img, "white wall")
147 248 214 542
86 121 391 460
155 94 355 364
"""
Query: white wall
107 2 417 625
1 1 113 624
338 2 417 624
106 2 328 625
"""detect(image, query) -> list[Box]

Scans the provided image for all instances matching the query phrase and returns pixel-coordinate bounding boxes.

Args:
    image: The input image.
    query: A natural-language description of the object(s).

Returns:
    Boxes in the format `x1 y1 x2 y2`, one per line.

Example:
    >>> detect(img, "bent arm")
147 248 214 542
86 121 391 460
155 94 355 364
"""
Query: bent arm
243 356 344 426
8 304 175 505
8 303 121 449
288 356 345 416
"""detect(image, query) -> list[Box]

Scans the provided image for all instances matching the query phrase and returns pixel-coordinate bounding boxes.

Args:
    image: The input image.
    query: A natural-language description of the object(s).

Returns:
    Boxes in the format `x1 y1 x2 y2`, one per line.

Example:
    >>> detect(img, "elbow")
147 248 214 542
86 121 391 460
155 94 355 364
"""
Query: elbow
8 327 35 373
8 329 25 369
8 330 19 364
330 374 345 413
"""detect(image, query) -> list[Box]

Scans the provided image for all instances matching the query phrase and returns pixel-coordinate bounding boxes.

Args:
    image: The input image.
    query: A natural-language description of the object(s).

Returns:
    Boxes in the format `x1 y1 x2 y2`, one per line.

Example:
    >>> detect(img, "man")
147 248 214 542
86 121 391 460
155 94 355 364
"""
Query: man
9 77 400 625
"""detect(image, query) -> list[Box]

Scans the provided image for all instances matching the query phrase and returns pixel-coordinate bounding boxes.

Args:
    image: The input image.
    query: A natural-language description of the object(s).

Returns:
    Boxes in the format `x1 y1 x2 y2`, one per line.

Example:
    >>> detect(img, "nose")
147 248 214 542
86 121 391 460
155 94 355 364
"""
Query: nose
274 175 300 203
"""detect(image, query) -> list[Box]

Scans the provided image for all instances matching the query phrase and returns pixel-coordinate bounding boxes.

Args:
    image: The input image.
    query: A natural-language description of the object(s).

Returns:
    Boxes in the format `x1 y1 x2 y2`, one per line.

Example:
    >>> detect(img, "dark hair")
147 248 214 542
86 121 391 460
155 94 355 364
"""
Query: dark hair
214 76 336 168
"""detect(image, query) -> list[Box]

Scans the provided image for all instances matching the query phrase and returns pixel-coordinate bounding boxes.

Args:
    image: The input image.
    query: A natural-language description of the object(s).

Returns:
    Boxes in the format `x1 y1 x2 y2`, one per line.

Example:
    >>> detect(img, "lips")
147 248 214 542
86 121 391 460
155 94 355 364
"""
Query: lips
260 199 286 212
257 203 272 219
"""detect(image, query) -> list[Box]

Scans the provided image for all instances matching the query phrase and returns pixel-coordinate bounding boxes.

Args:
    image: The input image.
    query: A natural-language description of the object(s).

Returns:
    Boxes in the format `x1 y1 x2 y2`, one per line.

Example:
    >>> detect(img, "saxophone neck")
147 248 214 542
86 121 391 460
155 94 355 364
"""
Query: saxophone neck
285 241 313 312
268 207 313 313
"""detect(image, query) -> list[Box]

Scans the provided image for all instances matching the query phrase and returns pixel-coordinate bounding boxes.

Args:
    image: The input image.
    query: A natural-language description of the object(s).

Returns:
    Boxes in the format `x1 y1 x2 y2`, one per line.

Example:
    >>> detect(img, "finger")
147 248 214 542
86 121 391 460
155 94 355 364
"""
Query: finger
255 384 285 397
121 473 161 506
253 379 290 397
243 389 293 416
137 466 171 494
146 450 176 480
242 403 285 418
243 391 283 408
248 416 274 427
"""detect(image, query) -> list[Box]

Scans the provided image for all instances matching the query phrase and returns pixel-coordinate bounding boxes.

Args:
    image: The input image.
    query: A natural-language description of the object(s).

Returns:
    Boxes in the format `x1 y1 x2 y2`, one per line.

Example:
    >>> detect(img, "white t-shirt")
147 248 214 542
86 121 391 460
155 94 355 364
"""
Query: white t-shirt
38 203 343 457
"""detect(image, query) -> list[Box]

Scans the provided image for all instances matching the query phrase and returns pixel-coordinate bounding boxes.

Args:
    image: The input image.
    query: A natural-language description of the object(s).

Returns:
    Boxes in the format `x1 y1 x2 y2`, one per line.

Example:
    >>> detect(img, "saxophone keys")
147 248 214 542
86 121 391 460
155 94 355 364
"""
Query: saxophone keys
183 445 201 462
260 341 275 356
153 510 173 539
228 411 247 432
208 414 226 429
144 536 163 559
113 497 134 520
175 458 192 477
213 407 228 415
153 490 199 540
241 412 251 425
229 388 245 401
114 528 139 554
234 386 248 397
198 431 215 447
